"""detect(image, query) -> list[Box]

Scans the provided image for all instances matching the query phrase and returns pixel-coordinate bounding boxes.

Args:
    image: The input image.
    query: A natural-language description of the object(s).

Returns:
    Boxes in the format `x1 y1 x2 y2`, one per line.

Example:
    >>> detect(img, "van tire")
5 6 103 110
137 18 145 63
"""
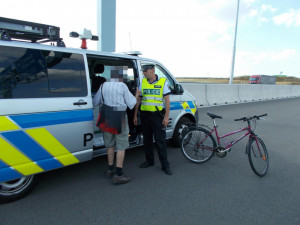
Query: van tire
171 117 191 147
0 175 38 203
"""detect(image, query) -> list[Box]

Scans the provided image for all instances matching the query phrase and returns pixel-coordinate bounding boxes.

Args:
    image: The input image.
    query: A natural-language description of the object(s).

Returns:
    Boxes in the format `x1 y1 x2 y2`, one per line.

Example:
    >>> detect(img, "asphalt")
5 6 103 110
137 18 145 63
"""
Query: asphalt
1 98 300 225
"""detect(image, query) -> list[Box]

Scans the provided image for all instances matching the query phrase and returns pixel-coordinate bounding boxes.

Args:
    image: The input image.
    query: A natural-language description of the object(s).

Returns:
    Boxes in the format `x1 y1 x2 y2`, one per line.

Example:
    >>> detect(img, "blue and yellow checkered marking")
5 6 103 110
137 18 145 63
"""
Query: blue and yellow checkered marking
26 128 79 166
170 101 197 115
2 131 63 170
0 110 92 183
0 136 43 178
0 116 19 131
0 161 23 181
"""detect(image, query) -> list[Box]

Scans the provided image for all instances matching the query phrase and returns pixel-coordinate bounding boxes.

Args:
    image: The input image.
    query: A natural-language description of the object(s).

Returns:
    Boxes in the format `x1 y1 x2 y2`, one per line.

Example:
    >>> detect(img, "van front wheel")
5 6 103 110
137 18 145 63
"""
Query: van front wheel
0 175 38 203
171 117 192 147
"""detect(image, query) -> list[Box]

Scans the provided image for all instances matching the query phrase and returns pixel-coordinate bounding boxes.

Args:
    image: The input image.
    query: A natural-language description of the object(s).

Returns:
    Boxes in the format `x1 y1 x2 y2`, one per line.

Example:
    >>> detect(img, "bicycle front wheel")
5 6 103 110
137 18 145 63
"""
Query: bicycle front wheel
247 137 269 177
181 127 216 163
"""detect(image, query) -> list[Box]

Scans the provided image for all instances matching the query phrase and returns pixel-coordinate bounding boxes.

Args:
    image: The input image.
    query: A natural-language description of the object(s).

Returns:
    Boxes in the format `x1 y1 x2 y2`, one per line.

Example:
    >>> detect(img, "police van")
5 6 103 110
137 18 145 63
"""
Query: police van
0 17 198 202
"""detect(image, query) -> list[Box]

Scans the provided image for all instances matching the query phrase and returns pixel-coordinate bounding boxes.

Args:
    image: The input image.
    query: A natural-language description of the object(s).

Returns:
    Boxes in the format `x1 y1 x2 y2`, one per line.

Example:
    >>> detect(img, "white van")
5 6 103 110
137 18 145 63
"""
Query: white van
0 17 198 202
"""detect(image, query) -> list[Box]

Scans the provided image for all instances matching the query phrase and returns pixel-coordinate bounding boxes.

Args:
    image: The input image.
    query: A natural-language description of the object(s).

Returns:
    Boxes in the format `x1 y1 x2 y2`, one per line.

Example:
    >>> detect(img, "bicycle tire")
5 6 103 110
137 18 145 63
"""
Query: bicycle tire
181 127 216 163
247 137 269 177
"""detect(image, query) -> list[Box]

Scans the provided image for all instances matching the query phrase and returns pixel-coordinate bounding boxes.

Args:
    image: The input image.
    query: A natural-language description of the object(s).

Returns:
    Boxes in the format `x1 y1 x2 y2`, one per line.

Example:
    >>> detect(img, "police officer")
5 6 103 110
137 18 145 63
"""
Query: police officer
133 63 172 175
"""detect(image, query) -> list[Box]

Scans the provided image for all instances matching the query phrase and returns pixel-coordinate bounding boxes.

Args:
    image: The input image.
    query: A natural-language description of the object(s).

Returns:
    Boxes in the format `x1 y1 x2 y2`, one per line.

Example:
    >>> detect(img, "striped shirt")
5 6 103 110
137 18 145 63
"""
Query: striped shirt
93 82 136 111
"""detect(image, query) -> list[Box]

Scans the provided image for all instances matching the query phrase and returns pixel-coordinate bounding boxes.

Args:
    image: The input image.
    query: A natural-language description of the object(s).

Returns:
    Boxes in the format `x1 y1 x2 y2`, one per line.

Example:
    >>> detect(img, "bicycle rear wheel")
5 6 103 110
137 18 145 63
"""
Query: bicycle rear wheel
181 127 216 163
247 137 269 177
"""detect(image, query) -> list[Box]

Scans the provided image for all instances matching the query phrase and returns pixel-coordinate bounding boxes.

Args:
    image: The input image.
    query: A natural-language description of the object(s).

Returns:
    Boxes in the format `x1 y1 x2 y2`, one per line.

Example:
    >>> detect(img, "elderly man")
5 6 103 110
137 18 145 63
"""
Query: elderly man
93 65 140 184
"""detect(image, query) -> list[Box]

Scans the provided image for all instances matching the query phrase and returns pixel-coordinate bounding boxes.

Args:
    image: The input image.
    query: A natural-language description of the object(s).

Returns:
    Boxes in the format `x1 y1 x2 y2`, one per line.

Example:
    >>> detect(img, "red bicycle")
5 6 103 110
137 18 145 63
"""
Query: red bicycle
181 112 269 177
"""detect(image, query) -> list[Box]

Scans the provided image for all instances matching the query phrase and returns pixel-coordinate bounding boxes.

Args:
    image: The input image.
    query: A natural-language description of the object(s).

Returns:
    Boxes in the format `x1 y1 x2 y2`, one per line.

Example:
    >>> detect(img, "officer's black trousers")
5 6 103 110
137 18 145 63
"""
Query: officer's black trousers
140 111 169 168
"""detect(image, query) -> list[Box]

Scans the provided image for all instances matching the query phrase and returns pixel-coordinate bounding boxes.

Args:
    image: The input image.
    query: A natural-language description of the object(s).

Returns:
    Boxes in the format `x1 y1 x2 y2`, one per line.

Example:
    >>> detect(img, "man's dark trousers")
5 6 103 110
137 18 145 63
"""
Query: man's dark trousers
140 111 169 169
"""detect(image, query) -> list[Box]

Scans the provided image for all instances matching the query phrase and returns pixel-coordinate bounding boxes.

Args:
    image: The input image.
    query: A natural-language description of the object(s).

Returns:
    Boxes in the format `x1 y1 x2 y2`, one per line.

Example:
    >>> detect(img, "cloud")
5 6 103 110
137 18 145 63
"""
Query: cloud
216 33 232 44
243 3 277 25
116 0 238 77
261 4 277 13
204 0 231 11
1 0 98 50
239 49 296 65
243 4 278 26
238 51 267 65
248 9 258 17
271 49 297 60
235 48 298 75
273 9 300 27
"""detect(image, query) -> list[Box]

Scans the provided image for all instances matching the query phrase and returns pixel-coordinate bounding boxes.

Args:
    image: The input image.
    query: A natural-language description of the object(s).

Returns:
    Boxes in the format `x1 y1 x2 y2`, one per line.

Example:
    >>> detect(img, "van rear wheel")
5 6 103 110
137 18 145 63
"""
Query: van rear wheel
0 175 38 203
171 117 192 147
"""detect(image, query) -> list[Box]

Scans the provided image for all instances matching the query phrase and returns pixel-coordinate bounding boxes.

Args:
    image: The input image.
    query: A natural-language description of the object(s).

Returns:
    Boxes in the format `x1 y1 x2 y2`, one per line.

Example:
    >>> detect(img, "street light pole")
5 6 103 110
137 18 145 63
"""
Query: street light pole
229 0 240 84
97 0 116 52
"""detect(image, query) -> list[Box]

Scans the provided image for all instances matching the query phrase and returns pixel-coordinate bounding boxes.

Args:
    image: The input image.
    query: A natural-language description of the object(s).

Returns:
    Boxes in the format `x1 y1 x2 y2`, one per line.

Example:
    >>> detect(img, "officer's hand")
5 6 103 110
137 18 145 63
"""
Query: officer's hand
162 116 169 127
133 116 138 126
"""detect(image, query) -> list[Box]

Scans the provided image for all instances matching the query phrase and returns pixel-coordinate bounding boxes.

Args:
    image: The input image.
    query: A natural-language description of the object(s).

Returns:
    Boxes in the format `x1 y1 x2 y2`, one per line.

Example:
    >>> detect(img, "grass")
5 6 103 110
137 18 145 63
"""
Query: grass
176 76 300 85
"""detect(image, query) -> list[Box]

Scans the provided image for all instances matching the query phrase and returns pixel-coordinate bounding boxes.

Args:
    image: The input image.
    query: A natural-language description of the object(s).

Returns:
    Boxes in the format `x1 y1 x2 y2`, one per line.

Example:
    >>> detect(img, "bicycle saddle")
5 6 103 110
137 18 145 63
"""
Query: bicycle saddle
207 112 223 119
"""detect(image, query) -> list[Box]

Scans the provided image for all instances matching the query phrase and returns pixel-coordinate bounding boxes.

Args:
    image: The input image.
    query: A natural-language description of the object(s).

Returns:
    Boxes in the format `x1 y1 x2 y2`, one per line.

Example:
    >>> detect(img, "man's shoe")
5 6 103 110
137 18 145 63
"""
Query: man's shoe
140 161 154 168
105 170 115 178
162 167 172 175
113 174 132 184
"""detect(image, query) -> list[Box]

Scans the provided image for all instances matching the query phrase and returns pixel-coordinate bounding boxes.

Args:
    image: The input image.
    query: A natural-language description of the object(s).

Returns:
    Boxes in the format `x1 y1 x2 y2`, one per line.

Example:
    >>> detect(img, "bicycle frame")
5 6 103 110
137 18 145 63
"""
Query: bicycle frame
210 119 255 151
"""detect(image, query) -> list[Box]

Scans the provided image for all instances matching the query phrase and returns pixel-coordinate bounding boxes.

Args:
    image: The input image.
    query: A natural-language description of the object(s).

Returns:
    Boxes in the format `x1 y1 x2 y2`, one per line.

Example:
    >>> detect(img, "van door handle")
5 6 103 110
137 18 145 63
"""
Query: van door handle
73 100 87 105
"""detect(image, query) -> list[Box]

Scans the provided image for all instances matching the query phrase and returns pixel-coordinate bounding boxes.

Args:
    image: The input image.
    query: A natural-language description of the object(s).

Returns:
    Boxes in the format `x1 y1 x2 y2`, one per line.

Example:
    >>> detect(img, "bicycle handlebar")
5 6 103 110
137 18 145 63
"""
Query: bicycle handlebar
234 113 267 122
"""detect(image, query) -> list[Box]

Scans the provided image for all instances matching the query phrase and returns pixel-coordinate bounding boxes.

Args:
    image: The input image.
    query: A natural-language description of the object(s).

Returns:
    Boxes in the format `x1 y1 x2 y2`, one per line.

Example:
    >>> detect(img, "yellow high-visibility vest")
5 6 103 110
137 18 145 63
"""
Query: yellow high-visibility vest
141 77 166 111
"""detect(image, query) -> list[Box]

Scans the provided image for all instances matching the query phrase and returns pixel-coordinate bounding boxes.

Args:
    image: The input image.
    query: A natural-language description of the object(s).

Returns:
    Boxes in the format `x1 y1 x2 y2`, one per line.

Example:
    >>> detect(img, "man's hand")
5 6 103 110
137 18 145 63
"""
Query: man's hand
133 116 138 126
135 88 141 100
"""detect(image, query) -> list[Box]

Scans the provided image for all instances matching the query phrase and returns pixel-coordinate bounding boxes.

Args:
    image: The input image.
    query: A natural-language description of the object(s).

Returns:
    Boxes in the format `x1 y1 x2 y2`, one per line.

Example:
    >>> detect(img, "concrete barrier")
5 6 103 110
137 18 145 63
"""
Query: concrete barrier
238 85 262 102
206 84 240 105
181 83 300 107
277 85 292 98
181 83 208 106
292 85 300 97
261 85 279 100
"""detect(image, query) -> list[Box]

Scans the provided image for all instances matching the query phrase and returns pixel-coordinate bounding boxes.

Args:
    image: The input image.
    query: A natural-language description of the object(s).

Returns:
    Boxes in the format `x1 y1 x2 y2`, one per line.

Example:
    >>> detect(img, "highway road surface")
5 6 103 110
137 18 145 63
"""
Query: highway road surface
1 98 300 225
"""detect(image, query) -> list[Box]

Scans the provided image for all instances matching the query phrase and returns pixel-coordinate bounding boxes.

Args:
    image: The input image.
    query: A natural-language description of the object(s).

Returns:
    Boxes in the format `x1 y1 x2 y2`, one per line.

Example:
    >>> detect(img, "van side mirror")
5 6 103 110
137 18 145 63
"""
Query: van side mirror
174 84 184 95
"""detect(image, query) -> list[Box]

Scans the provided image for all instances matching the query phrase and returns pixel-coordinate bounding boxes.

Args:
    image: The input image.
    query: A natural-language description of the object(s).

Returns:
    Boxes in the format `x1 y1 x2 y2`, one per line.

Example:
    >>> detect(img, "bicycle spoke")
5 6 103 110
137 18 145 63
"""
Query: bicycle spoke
181 128 215 163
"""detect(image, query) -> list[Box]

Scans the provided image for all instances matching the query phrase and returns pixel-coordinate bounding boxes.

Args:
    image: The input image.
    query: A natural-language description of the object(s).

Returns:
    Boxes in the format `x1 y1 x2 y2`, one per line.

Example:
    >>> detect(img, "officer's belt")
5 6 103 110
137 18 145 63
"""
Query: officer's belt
141 102 164 106
142 96 163 101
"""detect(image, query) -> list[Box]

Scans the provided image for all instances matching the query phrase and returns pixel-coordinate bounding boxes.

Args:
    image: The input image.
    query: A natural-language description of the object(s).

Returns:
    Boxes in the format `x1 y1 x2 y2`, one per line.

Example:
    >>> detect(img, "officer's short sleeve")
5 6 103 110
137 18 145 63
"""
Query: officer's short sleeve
163 80 171 96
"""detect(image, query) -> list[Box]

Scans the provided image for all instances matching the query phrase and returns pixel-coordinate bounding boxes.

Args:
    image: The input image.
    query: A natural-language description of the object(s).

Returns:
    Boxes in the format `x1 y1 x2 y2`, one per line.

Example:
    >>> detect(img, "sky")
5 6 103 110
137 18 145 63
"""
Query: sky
1 0 300 78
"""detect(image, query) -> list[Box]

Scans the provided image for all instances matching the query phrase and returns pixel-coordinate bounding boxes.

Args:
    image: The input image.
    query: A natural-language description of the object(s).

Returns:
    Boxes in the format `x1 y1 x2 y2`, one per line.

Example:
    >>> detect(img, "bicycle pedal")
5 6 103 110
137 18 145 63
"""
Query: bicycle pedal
216 152 227 158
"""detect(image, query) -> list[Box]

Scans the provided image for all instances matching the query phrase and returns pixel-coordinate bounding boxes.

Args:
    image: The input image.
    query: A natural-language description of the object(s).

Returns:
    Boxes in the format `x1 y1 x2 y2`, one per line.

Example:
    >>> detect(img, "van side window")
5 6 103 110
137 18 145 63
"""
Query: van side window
154 65 175 91
0 46 87 99
88 57 137 94
48 54 84 93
